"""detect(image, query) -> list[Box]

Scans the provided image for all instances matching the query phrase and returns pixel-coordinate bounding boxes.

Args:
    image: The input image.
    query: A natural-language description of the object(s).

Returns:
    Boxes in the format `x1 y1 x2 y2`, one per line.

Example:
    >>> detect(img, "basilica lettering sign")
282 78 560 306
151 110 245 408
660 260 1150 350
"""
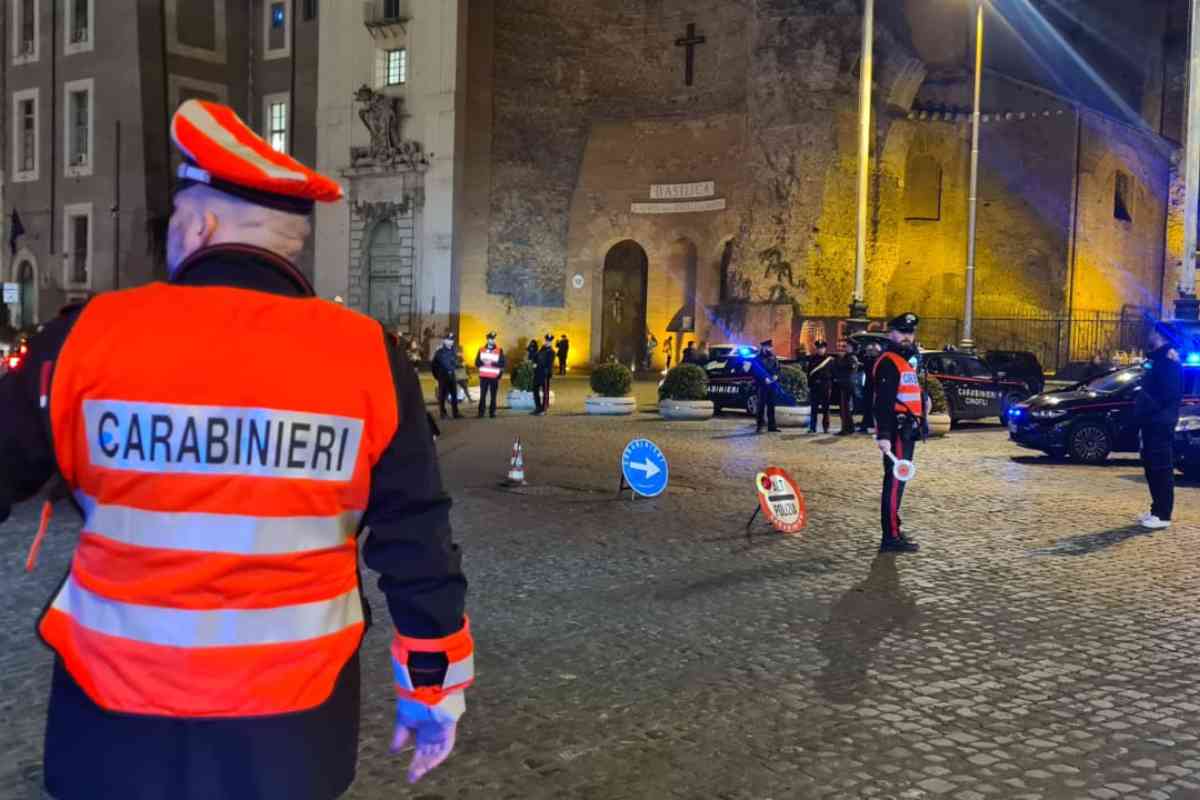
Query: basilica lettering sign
650 181 715 200
631 198 727 215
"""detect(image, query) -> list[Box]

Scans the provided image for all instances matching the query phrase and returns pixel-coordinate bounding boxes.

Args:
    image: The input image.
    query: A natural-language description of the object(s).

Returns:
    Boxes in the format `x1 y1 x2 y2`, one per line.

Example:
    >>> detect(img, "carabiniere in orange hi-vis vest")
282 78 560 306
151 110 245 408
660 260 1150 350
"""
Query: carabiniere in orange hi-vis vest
38 283 456 718
874 351 924 419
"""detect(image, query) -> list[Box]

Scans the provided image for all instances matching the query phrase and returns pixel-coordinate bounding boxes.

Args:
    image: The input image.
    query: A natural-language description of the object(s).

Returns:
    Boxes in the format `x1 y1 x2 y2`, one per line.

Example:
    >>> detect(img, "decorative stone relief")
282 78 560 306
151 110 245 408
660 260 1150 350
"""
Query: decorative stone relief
351 85 429 170
351 199 412 228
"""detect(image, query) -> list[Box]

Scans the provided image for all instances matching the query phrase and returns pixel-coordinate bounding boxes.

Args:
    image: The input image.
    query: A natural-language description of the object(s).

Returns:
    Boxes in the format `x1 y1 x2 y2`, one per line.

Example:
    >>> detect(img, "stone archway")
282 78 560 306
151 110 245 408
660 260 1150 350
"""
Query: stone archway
601 240 648 367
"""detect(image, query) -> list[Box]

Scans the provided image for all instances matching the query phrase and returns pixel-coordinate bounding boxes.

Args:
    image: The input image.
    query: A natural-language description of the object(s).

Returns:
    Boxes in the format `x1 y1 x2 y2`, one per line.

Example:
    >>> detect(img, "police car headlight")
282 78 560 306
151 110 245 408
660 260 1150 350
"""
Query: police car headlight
1176 417 1200 432
1031 409 1067 420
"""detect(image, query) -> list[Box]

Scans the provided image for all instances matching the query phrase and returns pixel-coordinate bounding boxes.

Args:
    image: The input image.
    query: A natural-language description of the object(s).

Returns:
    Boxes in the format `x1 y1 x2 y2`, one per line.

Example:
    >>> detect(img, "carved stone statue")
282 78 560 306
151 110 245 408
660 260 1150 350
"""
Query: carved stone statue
608 288 626 323
355 84 402 161
352 85 428 170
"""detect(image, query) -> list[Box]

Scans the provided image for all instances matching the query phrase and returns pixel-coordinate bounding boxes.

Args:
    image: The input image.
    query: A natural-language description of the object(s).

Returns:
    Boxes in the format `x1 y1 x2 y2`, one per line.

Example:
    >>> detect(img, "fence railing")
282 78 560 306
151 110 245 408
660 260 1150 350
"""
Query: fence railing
803 309 1154 375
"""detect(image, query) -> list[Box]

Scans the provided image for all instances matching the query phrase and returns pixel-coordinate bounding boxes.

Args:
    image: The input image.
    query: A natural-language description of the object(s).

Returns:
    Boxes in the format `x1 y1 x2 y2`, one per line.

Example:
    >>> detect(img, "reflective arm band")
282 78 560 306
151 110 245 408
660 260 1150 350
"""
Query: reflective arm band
391 617 475 706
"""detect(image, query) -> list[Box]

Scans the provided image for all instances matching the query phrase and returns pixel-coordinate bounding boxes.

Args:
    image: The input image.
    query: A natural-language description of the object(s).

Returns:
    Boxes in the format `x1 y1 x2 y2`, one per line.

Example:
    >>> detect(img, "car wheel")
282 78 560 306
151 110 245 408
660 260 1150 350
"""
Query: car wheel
745 392 759 418
1068 422 1112 464
999 392 1027 425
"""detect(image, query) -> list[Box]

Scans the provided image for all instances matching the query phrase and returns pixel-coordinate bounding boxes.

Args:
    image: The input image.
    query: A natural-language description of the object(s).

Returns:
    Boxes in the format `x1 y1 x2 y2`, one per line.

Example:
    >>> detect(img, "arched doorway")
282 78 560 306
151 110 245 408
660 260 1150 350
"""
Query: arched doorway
16 258 36 329
601 240 648 367
366 220 412 333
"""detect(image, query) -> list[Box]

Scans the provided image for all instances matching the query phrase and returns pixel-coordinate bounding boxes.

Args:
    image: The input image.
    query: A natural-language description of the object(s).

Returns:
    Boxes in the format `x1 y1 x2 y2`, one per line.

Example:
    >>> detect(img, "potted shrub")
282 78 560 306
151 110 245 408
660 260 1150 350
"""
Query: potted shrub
506 361 554 410
922 374 951 437
658 364 713 420
586 362 636 415
774 365 811 428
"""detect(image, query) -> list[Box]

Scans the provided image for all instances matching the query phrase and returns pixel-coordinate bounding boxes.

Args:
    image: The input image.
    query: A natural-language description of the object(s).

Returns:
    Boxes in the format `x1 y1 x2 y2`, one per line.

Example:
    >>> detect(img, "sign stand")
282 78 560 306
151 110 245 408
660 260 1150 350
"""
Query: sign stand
744 504 769 541
617 473 638 500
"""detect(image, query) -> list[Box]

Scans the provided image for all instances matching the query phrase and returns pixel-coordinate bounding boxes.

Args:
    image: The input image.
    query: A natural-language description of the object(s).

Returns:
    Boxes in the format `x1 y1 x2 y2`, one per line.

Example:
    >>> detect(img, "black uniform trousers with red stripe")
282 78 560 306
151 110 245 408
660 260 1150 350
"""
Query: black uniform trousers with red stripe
880 419 919 541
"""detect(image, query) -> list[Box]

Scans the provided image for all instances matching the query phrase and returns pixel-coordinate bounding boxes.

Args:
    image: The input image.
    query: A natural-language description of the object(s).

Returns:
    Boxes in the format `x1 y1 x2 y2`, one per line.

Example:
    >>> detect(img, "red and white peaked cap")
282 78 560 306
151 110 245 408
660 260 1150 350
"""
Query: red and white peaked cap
171 99 343 214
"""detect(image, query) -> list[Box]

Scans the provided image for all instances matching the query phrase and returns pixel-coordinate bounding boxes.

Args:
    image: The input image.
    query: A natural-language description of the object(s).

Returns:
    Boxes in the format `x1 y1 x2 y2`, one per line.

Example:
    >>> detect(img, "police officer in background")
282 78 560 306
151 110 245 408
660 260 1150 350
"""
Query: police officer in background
532 333 556 415
1135 321 1183 530
744 338 781 434
806 340 835 433
556 334 570 376
0 100 470 799
475 331 506 418
833 339 861 436
858 341 881 433
431 332 462 419
873 313 928 553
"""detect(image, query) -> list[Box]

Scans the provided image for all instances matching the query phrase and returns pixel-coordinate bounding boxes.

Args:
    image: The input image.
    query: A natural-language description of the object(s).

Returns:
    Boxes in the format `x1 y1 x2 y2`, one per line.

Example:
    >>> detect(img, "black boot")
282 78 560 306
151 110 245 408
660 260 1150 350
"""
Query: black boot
879 536 920 554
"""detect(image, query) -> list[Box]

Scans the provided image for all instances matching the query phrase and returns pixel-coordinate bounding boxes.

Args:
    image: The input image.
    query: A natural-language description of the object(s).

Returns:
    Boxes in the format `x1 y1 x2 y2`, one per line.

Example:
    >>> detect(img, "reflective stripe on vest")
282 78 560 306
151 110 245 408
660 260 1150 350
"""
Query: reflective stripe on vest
877 351 923 417
478 348 503 380
43 283 395 718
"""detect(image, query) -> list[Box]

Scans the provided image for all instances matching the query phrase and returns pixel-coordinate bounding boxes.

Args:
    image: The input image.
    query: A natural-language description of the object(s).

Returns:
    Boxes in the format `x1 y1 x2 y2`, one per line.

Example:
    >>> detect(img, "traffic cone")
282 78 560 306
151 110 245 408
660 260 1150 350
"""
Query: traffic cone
506 437 526 485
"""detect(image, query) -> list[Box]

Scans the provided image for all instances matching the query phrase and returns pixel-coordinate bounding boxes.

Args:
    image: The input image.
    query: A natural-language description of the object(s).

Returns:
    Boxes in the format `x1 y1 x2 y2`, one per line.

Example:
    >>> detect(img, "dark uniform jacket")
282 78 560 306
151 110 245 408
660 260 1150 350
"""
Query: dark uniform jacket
832 352 860 389
805 353 835 388
431 345 458 382
0 246 466 800
1135 344 1182 427
860 352 879 390
556 338 569 360
749 351 781 386
534 344 556 379
526 341 539 362
872 344 924 441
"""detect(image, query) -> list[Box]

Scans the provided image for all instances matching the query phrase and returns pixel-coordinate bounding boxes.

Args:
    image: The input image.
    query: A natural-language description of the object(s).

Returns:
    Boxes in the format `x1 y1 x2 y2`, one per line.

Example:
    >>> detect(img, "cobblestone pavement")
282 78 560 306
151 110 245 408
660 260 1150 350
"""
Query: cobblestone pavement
5 378 1200 800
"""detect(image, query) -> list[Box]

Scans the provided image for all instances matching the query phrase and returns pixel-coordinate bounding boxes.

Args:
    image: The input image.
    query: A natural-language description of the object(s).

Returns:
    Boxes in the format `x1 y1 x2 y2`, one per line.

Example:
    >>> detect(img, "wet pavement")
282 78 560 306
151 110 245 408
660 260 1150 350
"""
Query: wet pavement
4 377 1200 800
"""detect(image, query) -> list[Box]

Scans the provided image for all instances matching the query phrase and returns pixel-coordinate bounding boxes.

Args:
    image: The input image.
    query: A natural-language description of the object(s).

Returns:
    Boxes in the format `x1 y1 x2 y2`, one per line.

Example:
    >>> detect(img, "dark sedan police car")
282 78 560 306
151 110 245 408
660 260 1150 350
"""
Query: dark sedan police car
1009 364 1200 463
703 344 802 416
922 350 1033 425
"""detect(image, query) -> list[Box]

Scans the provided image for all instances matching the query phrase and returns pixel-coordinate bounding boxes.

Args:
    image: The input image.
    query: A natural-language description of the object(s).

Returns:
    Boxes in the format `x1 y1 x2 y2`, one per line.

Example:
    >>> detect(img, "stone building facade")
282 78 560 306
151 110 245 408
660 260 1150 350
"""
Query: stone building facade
1 0 319 332
455 0 1185 368
312 0 466 353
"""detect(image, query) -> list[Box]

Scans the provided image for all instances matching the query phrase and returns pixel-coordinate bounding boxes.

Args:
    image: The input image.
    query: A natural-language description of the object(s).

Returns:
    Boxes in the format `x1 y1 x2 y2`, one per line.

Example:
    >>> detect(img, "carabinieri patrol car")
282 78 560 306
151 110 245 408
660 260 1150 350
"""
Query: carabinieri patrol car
921 349 1033 426
704 344 801 416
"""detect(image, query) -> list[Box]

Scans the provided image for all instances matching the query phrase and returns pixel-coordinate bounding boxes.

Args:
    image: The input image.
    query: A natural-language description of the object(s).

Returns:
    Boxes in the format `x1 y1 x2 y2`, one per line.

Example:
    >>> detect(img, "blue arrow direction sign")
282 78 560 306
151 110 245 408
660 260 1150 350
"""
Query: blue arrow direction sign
621 438 669 498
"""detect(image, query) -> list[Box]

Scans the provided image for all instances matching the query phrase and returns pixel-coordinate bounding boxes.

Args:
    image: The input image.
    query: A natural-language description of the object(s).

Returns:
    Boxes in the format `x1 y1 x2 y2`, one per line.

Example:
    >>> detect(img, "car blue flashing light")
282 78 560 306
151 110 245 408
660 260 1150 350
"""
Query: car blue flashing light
1186 352 1200 367
737 347 754 357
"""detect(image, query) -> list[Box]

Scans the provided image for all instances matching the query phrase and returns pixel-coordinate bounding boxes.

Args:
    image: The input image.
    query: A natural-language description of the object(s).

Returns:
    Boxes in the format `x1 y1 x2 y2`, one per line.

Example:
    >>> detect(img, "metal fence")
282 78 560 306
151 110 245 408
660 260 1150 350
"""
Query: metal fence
840 309 1153 375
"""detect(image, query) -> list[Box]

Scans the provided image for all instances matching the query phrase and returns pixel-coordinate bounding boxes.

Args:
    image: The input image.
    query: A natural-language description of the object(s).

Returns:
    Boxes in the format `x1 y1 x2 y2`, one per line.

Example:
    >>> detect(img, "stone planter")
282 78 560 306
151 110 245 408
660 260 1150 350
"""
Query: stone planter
659 399 714 420
927 412 952 437
585 395 636 416
507 390 556 410
775 405 811 428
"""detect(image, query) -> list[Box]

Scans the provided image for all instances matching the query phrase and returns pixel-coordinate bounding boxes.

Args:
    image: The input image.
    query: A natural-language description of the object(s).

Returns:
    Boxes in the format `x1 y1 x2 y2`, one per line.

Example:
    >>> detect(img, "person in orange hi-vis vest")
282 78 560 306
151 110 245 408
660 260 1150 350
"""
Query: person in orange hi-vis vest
873 312 930 554
474 331 506 418
0 100 471 800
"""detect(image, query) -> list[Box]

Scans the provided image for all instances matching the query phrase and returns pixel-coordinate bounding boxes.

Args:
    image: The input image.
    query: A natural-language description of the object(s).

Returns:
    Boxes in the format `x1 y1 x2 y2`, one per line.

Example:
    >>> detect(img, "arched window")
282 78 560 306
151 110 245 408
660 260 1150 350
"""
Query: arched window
904 154 942 221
